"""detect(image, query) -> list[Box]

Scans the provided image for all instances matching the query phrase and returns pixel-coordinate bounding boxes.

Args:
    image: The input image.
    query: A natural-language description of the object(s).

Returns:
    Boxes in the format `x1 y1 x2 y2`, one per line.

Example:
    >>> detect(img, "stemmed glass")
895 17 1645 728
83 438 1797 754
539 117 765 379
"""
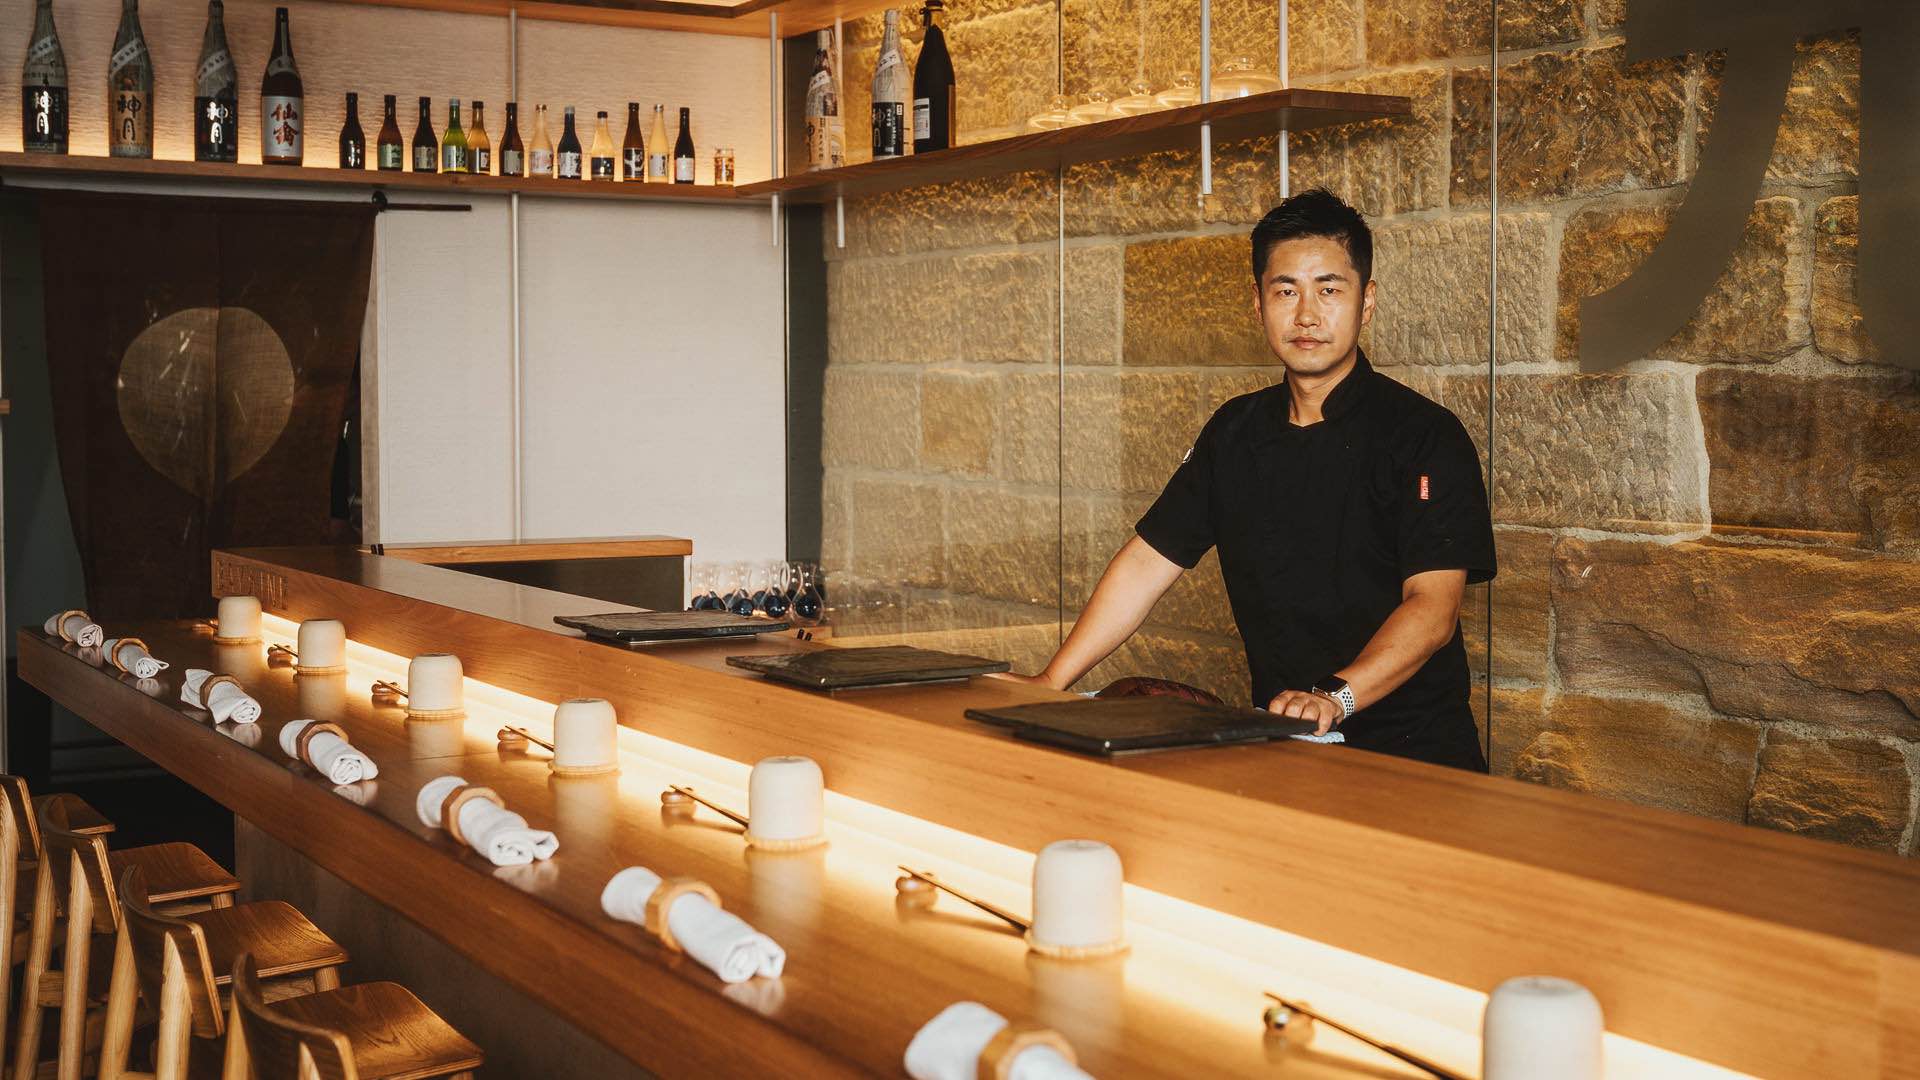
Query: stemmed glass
792 563 824 625
760 561 792 619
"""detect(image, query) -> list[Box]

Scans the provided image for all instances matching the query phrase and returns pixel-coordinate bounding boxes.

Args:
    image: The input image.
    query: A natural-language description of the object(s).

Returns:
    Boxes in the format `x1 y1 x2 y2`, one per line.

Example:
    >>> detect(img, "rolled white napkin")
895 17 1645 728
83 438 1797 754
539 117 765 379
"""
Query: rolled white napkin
44 611 103 648
180 669 262 724
905 1002 1093 1080
102 638 168 679
279 719 379 785
413 774 556 867
333 781 377 807
601 866 785 984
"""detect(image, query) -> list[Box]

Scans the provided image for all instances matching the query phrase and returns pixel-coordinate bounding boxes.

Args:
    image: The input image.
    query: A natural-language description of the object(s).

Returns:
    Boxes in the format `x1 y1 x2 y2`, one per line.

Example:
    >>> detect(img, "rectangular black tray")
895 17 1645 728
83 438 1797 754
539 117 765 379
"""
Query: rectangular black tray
964 698 1316 756
555 611 790 643
726 646 1009 689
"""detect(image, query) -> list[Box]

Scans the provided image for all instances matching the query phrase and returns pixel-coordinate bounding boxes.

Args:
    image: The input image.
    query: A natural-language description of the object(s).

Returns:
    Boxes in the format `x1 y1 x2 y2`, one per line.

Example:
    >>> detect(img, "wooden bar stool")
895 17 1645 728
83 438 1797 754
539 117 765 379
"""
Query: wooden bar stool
223 952 481 1080
13 808 348 1080
1 775 240 913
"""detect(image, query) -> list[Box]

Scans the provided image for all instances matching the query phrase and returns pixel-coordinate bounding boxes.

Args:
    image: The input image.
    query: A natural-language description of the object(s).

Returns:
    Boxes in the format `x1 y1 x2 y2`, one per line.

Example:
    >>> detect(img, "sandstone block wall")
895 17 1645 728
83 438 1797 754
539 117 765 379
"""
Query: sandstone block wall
817 0 1919 855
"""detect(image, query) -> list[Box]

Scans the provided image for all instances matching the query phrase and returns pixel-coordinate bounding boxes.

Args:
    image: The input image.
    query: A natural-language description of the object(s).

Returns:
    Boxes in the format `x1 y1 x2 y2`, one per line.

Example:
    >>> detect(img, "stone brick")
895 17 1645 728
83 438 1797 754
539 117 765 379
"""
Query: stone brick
1551 537 1920 740
1064 134 1282 240
1364 0 1448 67
1066 245 1124 366
1697 32 1859 186
1451 0 1584 53
820 470 852 572
1061 371 1201 493
1141 0 1294 97
946 486 1062 606
1463 528 1552 682
1123 234 1270 366
948 6 1059 138
1748 730 1913 852
1510 694 1763 823
848 479 946 590
1477 687 1547 777
994 371 1060 487
1198 370 1278 417
837 171 1057 261
1594 0 1625 31
831 252 1057 365
921 370 996 475
1811 196 1882 365
822 369 919 470
1081 627 1253 706
1370 212 1553 365
1289 0 1366 79
1698 369 1920 553
1062 0 1141 101
1289 69 1451 219
1555 197 1810 364
1452 45 1690 207
1399 370 1706 533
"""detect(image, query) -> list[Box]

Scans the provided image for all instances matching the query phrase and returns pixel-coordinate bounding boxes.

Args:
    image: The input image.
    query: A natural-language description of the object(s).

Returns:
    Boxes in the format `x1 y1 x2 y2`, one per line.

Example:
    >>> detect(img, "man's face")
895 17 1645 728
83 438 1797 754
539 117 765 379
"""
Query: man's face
1252 236 1376 377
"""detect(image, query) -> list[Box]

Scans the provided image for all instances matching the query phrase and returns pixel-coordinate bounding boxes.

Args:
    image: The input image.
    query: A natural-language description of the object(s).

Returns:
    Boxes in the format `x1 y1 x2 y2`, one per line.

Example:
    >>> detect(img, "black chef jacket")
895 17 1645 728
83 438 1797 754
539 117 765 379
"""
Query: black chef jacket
1135 351 1496 770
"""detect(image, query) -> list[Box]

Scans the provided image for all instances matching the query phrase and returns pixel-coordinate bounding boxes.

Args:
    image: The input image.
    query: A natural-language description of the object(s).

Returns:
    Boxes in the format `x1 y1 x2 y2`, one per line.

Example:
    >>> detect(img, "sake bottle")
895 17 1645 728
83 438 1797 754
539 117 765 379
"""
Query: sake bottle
911 0 955 153
468 100 491 175
193 0 236 162
645 104 669 182
259 6 303 164
22 0 69 154
588 110 615 180
804 29 845 171
107 0 153 159
440 97 468 174
870 10 907 159
528 103 554 178
499 102 524 177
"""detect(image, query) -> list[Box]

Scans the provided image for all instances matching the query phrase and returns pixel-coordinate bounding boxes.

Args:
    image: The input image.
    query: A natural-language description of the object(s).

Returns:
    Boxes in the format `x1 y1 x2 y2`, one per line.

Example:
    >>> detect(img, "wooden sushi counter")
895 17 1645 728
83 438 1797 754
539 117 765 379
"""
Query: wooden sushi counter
14 545 1920 1079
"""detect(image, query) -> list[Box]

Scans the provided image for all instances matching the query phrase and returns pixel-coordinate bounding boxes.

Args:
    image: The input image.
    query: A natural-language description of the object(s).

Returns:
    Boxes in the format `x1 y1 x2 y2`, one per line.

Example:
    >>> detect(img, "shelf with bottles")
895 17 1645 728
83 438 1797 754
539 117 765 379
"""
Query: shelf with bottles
327 0 887 38
750 85 1410 204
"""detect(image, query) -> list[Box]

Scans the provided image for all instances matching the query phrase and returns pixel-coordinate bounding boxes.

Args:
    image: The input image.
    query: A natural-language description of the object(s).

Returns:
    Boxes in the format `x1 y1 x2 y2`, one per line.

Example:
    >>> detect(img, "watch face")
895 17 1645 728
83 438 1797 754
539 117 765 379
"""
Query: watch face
1313 676 1349 695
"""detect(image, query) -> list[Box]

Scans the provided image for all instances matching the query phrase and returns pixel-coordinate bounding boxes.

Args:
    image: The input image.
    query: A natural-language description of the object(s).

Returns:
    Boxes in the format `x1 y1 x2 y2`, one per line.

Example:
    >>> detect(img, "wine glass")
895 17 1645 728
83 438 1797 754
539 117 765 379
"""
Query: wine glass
793 563 824 625
762 561 792 619
728 561 759 618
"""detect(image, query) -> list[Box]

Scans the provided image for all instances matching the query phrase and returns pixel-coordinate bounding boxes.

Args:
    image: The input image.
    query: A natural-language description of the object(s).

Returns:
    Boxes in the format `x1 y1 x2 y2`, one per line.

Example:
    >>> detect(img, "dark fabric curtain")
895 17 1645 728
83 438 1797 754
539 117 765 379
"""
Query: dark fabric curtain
38 191 374 619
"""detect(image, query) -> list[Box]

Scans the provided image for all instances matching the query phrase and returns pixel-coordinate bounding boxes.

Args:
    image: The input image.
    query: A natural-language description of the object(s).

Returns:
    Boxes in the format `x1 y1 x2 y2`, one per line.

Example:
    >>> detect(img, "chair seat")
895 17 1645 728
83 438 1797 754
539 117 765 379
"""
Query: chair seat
266 982 483 1080
107 843 240 904
183 901 347 983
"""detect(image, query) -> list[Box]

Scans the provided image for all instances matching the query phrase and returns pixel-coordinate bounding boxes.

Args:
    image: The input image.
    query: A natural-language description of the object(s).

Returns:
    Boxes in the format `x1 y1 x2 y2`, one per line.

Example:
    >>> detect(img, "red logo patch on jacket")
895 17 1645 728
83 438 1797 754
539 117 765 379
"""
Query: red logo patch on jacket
1419 475 1430 500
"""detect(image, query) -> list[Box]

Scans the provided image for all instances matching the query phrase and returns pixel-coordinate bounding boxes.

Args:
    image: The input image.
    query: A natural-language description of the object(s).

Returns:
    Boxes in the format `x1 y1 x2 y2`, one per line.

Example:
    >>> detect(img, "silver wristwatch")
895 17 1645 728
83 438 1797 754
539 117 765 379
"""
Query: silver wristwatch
1311 676 1355 723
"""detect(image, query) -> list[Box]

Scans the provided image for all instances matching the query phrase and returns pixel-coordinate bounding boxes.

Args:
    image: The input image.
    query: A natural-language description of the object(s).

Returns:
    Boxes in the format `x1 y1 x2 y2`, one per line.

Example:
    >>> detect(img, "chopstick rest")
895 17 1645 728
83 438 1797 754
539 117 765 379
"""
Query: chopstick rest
903 1002 1092 1080
416 775 558 867
600 866 785 984
280 719 379 785
181 669 262 724
102 637 169 679
44 609 104 648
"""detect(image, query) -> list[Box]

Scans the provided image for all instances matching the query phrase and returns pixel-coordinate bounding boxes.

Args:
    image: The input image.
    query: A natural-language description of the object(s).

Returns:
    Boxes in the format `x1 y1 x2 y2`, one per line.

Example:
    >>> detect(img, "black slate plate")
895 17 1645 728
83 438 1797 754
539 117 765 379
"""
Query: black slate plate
556 611 791 643
726 646 1010 689
964 697 1316 756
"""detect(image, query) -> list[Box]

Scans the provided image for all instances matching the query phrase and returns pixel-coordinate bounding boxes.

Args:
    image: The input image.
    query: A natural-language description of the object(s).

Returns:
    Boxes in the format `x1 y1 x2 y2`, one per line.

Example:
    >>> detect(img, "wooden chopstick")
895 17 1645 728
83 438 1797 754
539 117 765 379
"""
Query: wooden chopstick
669 785 750 828
1261 992 1468 1080
500 725 556 752
897 865 1030 933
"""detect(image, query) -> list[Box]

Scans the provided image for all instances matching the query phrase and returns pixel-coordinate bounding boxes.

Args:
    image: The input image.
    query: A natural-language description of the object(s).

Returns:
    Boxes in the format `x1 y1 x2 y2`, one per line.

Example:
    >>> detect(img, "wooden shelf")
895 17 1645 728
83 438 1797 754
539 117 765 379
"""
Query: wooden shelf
368 535 693 563
740 88 1412 204
325 0 887 37
0 151 758 205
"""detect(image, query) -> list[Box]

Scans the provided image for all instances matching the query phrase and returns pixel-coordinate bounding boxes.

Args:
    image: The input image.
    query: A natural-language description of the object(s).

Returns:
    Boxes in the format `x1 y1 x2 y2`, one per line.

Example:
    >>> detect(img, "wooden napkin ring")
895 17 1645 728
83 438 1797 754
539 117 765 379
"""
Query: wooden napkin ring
53 610 85 642
441 785 504 847
643 877 721 953
295 722 350 770
977 1023 1076 1080
198 674 243 704
109 637 149 674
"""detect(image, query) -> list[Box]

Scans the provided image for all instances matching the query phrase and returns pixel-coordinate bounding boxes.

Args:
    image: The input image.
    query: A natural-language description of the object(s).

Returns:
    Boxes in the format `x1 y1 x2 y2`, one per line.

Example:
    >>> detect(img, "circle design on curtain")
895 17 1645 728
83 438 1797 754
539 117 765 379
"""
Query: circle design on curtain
116 306 295 496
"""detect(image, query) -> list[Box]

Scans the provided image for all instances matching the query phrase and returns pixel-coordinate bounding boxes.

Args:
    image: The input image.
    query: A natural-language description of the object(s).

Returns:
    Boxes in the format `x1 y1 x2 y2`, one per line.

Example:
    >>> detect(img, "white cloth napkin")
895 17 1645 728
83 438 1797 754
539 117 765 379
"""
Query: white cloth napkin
414 774 556 867
279 719 379 785
102 638 168 679
44 612 103 648
180 669 262 724
905 1002 1093 1080
601 867 785 984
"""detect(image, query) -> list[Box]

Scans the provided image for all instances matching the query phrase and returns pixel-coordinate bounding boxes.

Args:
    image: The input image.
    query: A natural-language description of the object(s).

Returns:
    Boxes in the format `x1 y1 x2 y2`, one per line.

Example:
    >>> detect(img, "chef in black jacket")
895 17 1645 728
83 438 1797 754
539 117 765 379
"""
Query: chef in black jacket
1005 188 1497 771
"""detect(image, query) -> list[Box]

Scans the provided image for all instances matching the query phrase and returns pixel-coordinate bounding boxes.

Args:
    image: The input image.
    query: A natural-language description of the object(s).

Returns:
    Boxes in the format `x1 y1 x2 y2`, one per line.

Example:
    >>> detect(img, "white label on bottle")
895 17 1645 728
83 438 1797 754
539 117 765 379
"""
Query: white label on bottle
443 144 466 171
674 156 694 182
648 151 669 179
875 51 903 84
29 34 62 64
196 49 231 84
109 40 145 73
559 150 581 178
913 99 930 140
501 149 522 174
415 144 436 171
262 95 301 158
530 148 553 175
473 148 490 174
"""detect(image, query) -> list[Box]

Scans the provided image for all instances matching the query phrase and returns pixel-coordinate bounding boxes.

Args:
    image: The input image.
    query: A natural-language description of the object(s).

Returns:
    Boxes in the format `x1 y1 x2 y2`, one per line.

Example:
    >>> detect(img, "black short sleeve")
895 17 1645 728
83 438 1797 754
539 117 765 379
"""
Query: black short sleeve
1135 427 1216 570
1396 415 1497 585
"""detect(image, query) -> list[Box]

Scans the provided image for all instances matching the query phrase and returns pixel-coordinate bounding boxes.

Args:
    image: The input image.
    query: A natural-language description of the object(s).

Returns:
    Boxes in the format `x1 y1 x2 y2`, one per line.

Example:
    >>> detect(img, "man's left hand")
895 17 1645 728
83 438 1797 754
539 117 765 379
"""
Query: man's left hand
1268 689 1345 736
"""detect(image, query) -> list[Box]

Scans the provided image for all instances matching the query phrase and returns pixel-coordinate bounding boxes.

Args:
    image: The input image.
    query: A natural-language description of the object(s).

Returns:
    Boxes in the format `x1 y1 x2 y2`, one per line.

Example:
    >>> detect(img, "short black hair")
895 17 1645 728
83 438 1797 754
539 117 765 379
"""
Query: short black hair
1250 188 1372 285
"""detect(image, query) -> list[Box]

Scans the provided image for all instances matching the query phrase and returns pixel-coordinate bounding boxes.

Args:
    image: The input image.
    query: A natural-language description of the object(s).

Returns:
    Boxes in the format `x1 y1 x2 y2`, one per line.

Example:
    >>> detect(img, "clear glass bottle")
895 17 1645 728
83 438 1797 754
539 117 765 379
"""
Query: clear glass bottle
804 28 844 171
870 10 907 159
440 97 468 174
107 0 154 159
193 0 236 162
468 100 490 175
22 0 68 154
646 104 669 183
259 6 303 164
588 110 615 180
529 104 554 178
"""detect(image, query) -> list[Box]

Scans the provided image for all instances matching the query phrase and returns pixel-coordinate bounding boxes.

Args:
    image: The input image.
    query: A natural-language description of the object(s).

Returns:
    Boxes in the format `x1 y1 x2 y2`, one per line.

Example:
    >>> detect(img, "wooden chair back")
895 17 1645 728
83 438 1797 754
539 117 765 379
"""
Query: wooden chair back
37 799 118 935
0 777 39 860
120 866 225 1039
225 954 359 1080
0 791 19 1078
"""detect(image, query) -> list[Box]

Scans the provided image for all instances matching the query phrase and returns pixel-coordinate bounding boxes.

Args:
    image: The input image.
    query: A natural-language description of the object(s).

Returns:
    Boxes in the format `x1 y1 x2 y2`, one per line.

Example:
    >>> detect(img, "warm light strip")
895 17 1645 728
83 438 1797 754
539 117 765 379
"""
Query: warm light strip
257 615 1749 1078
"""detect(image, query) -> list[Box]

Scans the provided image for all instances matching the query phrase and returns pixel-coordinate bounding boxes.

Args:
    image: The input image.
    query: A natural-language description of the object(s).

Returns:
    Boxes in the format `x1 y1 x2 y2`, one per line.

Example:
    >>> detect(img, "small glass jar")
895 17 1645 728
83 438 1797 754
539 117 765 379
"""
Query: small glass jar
1110 79 1159 116
1067 88 1115 125
713 147 735 185
1154 71 1201 110
1027 93 1075 132
1211 56 1282 99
